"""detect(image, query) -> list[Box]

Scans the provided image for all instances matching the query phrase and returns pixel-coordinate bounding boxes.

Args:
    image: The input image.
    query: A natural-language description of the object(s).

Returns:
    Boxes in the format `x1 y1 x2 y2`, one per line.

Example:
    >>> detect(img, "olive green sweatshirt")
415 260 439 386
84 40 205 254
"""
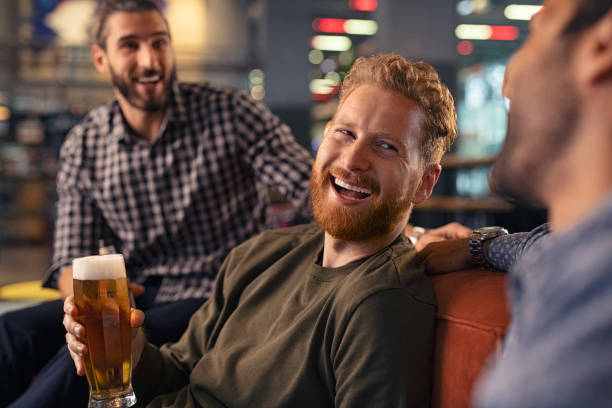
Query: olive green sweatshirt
133 223 435 407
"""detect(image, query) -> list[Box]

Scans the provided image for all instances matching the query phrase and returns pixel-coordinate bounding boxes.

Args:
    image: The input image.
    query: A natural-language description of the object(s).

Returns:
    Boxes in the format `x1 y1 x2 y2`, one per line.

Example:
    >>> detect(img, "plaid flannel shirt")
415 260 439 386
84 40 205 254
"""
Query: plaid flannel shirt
44 81 313 302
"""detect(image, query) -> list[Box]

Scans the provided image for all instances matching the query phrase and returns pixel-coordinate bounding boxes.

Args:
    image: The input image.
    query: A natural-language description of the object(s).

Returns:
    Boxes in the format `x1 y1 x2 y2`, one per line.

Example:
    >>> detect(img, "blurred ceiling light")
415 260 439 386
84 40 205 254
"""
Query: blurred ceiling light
504 5 543 20
489 25 519 40
250 85 265 100
45 0 97 46
311 35 352 51
313 18 378 36
455 24 492 40
309 49 324 65
309 78 339 95
325 71 341 84
166 0 206 51
0 106 11 121
321 58 337 74
249 69 264 85
457 40 474 55
456 0 474 16
455 24 519 41
349 0 378 12
472 0 490 14
344 19 378 35
313 18 346 33
338 50 354 66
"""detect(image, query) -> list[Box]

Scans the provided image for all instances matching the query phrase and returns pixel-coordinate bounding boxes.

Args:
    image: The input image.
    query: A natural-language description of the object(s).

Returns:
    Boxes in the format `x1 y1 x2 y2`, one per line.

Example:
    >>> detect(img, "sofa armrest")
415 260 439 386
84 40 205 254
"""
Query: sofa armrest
429 269 510 408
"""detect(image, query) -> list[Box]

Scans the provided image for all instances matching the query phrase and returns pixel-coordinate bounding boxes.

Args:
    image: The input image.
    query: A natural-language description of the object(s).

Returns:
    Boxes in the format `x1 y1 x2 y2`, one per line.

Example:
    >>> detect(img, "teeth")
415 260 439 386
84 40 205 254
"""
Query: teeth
138 75 160 83
334 178 372 195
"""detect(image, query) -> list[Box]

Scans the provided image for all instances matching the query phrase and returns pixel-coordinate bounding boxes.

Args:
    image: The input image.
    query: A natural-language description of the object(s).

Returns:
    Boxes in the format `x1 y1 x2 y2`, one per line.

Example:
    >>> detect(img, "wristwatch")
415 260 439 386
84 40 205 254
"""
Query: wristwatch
469 226 508 268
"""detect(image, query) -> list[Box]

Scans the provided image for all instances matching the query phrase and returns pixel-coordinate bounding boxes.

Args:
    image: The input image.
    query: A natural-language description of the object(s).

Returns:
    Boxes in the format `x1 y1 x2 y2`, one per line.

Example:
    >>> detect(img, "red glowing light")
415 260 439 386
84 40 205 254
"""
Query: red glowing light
349 0 377 12
489 25 519 41
311 85 340 101
313 18 347 34
311 93 333 101
457 40 473 56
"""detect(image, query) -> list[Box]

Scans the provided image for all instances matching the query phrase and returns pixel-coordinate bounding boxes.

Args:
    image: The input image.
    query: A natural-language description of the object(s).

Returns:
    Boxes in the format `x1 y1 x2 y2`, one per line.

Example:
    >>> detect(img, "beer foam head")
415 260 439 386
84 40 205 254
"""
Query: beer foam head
73 254 126 280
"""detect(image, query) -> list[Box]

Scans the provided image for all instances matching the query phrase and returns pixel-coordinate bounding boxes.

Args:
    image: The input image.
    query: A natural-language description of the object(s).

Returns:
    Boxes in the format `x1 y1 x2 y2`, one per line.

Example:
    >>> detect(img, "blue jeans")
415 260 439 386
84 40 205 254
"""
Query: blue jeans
1 286 206 408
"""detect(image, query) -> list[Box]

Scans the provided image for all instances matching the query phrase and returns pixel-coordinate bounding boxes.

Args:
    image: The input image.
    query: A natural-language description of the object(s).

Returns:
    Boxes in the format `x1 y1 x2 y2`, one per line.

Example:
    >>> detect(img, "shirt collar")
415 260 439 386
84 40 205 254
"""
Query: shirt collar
166 80 189 123
109 101 131 144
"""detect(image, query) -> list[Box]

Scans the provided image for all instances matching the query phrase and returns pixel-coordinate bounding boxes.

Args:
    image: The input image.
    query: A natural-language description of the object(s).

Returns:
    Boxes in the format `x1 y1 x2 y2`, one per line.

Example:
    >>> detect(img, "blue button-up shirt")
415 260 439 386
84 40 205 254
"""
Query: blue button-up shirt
475 193 612 407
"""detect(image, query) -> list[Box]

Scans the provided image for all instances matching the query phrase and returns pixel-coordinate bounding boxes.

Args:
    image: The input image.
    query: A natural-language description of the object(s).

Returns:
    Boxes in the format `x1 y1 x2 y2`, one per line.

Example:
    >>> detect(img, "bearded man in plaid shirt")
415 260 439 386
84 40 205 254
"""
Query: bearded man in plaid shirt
0 1 313 406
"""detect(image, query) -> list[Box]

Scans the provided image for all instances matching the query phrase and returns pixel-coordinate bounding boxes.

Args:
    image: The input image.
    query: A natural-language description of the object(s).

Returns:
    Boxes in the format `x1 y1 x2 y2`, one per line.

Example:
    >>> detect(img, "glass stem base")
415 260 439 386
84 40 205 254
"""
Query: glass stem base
88 386 136 408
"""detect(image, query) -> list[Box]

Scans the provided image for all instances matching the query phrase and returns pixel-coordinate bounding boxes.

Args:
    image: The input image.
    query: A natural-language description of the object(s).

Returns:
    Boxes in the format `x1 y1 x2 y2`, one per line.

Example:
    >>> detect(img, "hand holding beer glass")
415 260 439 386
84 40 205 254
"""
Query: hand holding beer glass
66 254 141 408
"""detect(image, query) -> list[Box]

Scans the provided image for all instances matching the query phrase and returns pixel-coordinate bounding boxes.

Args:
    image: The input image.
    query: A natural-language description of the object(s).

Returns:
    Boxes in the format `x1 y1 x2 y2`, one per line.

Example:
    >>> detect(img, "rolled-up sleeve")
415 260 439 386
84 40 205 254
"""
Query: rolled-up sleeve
231 91 314 218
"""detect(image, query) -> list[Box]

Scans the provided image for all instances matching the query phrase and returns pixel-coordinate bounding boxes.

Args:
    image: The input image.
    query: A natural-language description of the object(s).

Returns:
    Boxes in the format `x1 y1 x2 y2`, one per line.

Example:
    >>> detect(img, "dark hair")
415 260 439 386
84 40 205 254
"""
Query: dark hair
565 0 611 33
93 0 166 48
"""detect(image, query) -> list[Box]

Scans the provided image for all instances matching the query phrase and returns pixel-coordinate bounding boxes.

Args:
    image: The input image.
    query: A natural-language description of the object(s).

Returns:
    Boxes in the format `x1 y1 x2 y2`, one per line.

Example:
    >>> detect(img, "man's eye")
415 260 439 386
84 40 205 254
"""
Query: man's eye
122 42 138 50
153 39 167 49
336 129 354 138
378 141 397 152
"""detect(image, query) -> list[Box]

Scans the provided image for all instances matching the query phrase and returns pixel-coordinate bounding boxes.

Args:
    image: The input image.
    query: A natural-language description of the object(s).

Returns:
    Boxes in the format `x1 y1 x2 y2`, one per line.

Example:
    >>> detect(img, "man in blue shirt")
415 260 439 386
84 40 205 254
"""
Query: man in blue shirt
419 1 612 406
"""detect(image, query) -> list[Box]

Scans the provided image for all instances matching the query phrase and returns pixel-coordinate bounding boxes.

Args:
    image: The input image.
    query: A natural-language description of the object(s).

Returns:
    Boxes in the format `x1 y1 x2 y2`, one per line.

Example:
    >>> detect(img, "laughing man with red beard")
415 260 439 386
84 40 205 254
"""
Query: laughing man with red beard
64 54 458 408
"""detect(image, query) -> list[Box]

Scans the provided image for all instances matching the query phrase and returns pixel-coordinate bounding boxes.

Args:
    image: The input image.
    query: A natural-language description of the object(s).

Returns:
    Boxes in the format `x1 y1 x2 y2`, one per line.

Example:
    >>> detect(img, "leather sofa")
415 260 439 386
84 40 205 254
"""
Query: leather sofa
429 269 510 408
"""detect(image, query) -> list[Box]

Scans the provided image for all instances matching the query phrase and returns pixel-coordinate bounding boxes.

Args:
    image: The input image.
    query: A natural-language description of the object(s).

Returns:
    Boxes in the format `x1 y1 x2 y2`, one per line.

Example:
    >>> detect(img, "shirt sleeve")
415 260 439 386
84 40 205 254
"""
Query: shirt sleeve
43 126 113 288
131 248 234 406
474 231 612 408
333 289 436 408
487 224 551 271
231 91 314 218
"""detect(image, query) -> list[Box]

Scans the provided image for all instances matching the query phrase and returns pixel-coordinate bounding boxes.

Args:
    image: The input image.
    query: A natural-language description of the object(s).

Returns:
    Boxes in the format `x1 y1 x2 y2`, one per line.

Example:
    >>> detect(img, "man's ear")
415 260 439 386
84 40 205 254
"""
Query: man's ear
92 44 109 74
576 9 612 86
412 164 441 205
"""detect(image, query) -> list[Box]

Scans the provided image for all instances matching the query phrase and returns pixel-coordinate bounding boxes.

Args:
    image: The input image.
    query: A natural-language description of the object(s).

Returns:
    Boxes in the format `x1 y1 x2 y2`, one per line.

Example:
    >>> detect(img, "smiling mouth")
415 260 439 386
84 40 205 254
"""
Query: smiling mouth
134 74 161 85
331 176 372 201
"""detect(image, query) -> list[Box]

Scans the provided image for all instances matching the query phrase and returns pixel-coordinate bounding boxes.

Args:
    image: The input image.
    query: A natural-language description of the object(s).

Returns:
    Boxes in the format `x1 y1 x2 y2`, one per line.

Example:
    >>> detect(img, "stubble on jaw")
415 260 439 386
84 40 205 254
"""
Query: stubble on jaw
490 40 579 208
109 64 176 112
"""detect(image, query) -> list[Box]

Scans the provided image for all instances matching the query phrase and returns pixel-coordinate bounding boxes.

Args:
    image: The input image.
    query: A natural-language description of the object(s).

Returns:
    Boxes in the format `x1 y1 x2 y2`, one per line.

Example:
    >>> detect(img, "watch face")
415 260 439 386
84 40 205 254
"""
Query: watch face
477 226 505 233
474 226 509 239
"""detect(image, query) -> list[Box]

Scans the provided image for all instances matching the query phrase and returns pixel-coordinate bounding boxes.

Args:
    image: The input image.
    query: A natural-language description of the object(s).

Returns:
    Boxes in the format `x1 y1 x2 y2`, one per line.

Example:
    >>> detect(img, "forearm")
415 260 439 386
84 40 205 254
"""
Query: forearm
234 92 313 218
132 341 190 406
58 266 74 299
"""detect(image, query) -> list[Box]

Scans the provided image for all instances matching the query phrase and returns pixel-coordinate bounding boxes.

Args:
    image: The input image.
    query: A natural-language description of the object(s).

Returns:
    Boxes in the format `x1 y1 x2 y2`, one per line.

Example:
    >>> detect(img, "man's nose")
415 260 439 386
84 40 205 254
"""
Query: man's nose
342 140 371 172
137 44 158 69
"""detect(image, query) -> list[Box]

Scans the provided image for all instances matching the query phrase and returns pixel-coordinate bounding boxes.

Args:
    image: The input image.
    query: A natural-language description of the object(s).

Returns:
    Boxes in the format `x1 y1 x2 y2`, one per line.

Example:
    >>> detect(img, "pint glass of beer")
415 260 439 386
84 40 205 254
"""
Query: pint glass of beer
73 254 136 408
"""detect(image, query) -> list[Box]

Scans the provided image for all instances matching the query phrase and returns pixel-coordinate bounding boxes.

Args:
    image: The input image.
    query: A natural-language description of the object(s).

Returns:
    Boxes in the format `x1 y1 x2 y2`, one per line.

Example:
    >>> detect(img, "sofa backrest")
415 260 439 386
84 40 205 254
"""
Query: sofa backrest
429 269 510 408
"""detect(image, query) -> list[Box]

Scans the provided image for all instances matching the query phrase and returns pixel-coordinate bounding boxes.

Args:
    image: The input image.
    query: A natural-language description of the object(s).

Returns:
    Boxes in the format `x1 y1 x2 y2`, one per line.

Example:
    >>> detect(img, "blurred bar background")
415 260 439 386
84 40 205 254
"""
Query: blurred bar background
0 0 546 286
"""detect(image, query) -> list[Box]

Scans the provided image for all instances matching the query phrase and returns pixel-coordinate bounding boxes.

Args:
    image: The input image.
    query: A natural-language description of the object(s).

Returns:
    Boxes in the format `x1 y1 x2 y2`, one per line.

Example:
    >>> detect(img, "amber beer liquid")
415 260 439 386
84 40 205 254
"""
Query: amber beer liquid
73 254 136 408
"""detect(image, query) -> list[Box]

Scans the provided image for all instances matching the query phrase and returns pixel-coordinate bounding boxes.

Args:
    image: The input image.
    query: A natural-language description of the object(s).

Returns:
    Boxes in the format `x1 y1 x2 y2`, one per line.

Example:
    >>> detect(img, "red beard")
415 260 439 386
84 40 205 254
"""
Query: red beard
310 164 413 242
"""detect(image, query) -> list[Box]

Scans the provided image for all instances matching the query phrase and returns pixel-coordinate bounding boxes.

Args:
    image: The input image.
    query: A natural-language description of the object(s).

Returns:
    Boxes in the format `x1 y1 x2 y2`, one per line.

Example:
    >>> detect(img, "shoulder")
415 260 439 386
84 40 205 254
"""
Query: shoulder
177 82 270 121
177 82 247 106
336 237 435 317
553 223 612 297
516 212 612 330
60 103 114 158
229 223 323 262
